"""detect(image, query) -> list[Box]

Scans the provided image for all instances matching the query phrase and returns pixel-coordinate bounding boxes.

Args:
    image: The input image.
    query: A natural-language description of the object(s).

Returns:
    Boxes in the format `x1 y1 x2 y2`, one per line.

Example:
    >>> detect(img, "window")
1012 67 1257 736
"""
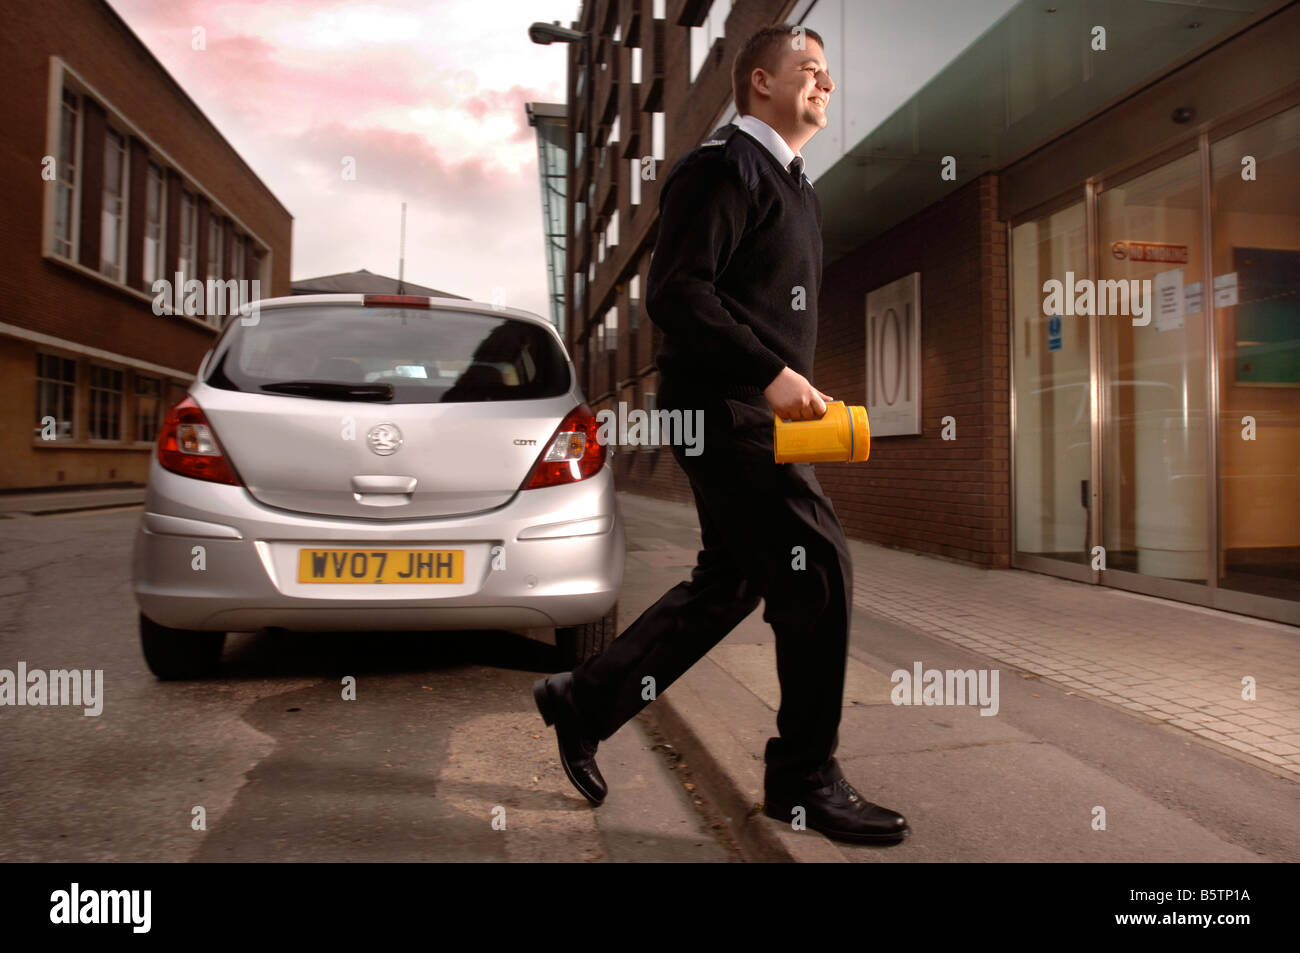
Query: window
608 209 619 248
609 115 620 146
597 227 606 264
653 0 665 18
652 112 665 161
631 47 642 85
573 270 584 314
629 274 640 330
207 215 224 282
231 233 246 282
630 157 641 206
690 0 728 82
134 375 162 443
88 365 123 441
589 259 595 284
143 162 165 287
248 249 264 291
575 199 585 234
178 191 198 282
34 354 76 442
54 89 79 259
575 130 584 168
605 306 617 352
100 129 126 280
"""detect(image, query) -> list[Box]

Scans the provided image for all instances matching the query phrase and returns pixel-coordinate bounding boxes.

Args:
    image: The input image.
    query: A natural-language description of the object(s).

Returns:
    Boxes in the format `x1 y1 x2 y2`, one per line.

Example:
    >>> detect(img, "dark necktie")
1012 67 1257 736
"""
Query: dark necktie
788 156 804 189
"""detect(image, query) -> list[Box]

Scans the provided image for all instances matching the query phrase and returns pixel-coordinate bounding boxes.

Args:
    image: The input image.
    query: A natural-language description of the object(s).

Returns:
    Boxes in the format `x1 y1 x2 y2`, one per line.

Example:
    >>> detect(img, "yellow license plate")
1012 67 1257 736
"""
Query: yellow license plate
297 548 464 584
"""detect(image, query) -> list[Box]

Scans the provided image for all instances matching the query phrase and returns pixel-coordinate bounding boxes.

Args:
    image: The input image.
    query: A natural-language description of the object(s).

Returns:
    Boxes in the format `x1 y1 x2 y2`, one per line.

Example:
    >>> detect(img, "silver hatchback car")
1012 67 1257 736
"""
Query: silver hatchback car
132 293 624 679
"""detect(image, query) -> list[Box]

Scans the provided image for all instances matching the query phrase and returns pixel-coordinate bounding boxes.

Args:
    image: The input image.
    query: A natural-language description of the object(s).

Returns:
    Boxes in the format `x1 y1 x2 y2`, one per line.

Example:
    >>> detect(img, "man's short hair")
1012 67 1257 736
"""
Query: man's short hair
732 24 825 116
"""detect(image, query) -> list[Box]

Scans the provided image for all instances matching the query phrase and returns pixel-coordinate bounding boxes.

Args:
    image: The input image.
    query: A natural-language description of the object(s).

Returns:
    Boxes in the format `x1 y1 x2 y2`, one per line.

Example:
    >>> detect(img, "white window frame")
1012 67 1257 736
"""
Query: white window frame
207 215 224 282
178 190 197 282
100 127 127 281
41 59 275 320
53 88 81 260
143 161 165 287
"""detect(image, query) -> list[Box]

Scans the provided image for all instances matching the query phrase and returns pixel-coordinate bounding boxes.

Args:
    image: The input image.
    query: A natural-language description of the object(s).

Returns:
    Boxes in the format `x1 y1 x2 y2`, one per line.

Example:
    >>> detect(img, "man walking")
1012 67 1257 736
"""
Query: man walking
533 24 910 845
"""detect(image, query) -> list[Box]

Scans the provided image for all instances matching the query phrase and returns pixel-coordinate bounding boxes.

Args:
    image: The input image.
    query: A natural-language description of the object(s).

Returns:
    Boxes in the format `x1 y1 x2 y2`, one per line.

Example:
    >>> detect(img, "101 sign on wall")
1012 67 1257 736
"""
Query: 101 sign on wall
865 272 921 436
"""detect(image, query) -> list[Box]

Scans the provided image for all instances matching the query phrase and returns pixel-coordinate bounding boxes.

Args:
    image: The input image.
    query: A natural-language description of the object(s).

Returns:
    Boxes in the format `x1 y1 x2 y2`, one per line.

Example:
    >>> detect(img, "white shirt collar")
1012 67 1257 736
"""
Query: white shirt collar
735 114 800 174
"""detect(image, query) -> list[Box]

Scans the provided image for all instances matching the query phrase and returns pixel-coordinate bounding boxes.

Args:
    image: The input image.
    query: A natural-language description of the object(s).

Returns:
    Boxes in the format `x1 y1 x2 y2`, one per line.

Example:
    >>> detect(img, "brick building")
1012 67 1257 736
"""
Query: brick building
0 0 292 491
556 0 1299 625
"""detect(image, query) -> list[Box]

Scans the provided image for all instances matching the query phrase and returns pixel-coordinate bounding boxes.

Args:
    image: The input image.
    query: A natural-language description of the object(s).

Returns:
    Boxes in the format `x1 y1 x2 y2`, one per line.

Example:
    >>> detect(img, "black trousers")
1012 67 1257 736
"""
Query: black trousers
569 376 853 792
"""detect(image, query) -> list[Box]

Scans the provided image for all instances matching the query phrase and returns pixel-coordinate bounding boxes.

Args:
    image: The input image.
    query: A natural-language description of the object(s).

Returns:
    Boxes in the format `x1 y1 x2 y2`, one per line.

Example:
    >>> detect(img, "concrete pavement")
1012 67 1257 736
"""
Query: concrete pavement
615 491 1300 863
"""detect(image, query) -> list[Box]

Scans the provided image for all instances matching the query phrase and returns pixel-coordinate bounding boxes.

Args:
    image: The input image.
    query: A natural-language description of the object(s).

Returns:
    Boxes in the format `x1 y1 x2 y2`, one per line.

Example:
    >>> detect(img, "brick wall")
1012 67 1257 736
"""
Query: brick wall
0 0 292 490
814 175 1010 569
0 0 291 370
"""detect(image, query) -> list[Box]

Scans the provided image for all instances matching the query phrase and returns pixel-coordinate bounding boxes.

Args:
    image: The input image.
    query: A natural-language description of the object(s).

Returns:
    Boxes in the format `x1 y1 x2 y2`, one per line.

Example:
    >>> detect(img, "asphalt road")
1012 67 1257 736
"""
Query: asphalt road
0 506 733 863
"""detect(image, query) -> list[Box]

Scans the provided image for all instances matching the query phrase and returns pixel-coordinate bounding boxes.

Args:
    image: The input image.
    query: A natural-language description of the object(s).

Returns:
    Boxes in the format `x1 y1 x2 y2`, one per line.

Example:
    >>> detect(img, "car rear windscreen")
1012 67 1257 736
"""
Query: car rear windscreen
205 305 571 402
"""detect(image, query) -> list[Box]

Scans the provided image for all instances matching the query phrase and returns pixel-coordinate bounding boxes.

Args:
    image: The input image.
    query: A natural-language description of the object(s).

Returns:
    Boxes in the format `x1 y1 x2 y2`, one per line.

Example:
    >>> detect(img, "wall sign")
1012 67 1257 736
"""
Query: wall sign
1110 241 1189 264
865 272 922 437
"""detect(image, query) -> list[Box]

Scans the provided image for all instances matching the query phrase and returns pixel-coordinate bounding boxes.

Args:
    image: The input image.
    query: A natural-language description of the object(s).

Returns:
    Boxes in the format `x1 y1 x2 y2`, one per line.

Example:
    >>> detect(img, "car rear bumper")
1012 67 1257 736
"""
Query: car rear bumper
132 456 624 632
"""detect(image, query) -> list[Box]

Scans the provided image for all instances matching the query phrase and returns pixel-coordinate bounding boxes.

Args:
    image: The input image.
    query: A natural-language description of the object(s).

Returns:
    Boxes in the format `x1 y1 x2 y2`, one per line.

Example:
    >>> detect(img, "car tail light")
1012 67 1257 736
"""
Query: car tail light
363 294 431 308
157 397 242 486
522 403 606 489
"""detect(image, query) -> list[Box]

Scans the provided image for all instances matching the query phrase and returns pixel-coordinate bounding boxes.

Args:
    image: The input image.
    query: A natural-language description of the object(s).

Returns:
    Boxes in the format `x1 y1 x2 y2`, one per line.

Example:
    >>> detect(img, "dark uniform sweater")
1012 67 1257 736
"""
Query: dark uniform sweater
646 122 823 401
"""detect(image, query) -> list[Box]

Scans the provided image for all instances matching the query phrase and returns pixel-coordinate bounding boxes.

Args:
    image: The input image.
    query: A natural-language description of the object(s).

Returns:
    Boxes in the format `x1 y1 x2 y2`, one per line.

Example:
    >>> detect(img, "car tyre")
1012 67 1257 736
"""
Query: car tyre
556 602 617 669
139 613 226 680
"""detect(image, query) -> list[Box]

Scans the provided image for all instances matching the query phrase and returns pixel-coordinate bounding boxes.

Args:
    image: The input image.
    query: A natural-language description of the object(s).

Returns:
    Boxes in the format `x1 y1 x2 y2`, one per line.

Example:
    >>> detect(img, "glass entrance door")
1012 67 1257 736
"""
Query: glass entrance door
1097 152 1209 586
1012 202 1092 573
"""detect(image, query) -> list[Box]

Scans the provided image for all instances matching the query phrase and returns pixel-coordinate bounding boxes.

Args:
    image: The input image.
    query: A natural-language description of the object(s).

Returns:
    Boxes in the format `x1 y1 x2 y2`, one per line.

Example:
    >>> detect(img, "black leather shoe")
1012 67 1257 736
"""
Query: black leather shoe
764 776 909 844
532 672 607 805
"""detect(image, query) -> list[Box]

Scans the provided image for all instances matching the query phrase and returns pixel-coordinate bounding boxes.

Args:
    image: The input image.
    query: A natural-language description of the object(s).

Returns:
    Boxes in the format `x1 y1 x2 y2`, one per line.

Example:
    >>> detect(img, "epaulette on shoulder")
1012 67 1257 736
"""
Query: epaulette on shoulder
696 123 738 151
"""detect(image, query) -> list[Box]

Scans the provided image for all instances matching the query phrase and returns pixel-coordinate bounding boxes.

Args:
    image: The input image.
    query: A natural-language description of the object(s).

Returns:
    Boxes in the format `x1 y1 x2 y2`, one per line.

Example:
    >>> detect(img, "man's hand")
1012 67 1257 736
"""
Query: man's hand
764 366 834 421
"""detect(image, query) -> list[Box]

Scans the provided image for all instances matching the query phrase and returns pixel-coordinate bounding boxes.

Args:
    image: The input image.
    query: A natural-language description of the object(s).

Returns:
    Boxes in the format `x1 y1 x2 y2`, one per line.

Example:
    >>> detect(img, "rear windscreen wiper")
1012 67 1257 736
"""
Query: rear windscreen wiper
259 380 395 401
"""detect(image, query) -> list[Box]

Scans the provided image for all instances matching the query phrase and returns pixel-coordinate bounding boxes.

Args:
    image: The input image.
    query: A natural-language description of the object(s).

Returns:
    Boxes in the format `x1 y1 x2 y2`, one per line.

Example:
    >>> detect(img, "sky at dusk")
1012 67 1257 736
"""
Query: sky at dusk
108 0 579 319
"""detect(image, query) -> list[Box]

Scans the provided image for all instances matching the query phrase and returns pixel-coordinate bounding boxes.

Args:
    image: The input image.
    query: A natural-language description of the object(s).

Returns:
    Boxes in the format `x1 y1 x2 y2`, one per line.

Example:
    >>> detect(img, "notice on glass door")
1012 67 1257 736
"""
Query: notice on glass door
1154 268 1185 332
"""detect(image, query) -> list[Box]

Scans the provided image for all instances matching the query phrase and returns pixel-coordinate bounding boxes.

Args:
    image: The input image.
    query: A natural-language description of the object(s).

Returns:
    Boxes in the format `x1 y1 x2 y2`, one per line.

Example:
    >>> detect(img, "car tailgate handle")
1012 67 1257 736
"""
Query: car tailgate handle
351 475 417 494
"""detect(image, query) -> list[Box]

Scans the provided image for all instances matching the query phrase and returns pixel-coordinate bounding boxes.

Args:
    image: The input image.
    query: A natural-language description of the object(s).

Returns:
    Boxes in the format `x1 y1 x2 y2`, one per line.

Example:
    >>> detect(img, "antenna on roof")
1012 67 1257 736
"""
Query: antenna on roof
397 202 407 295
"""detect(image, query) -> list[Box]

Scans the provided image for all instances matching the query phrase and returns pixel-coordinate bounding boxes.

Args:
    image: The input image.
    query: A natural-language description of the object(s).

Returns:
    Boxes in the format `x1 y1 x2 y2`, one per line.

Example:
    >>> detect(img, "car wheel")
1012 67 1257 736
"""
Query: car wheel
556 603 617 669
139 613 226 680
